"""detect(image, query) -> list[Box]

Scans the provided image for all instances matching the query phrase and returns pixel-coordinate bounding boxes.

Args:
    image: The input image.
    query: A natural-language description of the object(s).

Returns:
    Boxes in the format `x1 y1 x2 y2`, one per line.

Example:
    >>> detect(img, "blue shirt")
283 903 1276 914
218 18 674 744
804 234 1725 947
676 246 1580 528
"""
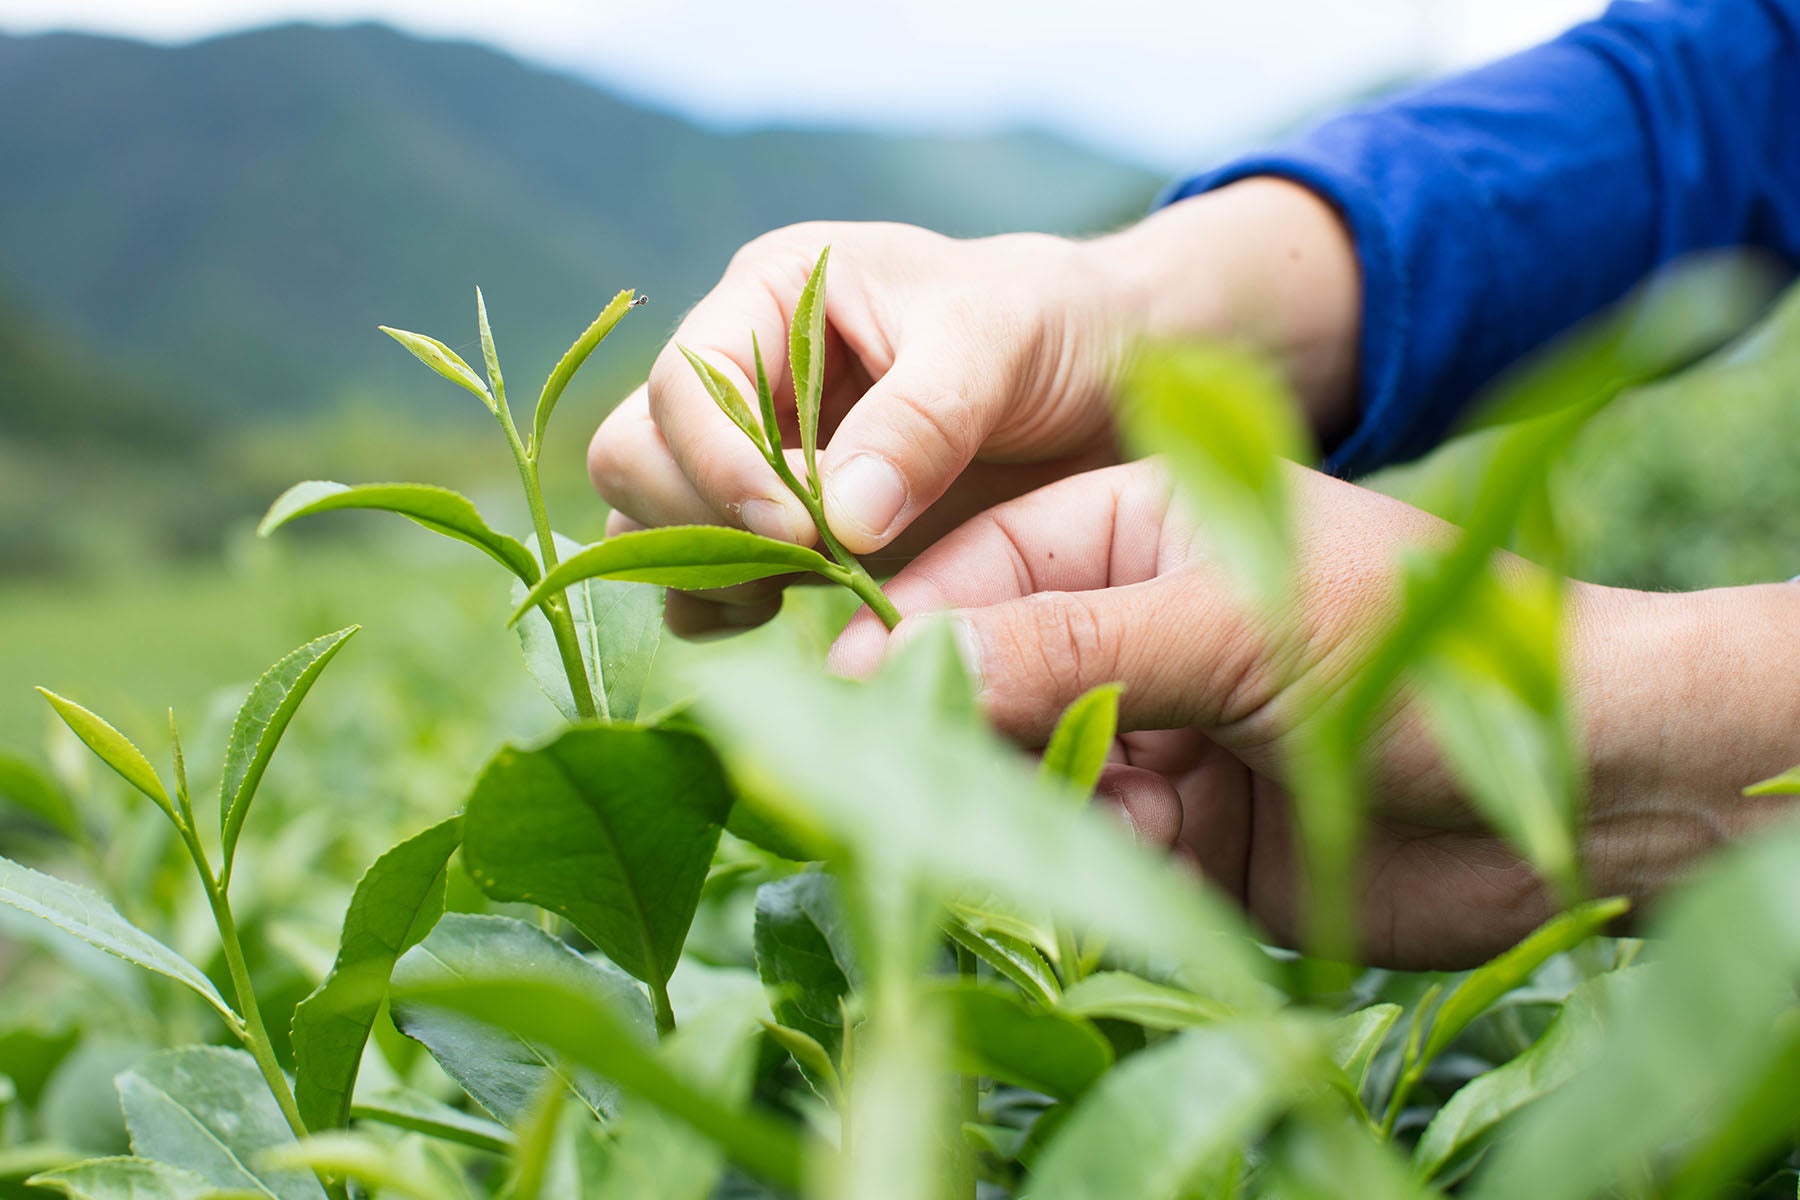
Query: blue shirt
1164 0 1800 477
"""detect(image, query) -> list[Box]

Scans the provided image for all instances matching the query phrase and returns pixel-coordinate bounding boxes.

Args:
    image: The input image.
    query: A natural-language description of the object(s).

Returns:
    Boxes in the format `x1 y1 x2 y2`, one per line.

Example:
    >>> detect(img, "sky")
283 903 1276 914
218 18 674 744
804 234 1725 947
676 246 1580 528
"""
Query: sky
0 0 1605 170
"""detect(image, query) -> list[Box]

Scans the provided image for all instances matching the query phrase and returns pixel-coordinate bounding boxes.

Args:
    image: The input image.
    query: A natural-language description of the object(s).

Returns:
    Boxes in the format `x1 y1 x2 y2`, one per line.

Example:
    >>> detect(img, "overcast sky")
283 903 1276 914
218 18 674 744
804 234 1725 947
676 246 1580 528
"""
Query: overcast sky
0 0 1605 169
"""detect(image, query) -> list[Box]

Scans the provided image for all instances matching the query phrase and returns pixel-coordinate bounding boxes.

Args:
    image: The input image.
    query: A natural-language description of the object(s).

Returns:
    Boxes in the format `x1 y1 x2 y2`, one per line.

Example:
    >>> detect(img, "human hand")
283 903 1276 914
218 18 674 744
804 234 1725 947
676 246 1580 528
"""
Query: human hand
828 459 1800 969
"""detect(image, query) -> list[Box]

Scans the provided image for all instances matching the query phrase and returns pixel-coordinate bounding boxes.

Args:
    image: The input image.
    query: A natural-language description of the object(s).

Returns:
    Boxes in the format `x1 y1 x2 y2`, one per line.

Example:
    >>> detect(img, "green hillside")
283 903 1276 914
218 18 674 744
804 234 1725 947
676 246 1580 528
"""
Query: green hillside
0 23 1158 421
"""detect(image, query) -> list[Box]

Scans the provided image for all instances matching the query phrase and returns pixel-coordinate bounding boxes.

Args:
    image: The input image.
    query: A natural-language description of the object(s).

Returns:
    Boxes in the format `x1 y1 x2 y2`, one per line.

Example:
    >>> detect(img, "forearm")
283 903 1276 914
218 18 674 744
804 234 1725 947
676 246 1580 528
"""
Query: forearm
1091 178 1362 447
1575 580 1800 903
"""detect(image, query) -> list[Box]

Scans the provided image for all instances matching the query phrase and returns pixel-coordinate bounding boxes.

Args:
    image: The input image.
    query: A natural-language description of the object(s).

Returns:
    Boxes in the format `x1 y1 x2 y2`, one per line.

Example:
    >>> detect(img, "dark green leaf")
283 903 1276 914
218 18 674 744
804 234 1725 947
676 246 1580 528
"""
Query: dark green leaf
753 872 856 1063
219 627 358 873
945 916 1060 1008
937 980 1112 1101
292 815 461 1133
790 246 829 489
349 1089 513 1154
680 346 766 452
35 689 173 824
390 914 651 1125
0 855 233 1024
26 1157 215 1200
1040 684 1122 797
1056 971 1231 1031
1026 1018 1324 1200
461 725 731 988
511 533 662 724
534 289 639 454
509 526 838 620
258 481 540 583
0 752 80 840
378 325 493 412
118 1045 324 1199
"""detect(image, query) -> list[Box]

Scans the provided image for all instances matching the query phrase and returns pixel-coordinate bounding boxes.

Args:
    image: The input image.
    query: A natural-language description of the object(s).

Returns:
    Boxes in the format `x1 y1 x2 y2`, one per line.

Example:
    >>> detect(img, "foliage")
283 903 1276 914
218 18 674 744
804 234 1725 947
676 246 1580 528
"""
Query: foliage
4 256 1800 1200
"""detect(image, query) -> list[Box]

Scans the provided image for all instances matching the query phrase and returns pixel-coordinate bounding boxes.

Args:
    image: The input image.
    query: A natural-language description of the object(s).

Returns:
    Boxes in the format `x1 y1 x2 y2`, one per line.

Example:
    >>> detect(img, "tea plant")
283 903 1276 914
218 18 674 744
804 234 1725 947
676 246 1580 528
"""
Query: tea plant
4 250 1800 1200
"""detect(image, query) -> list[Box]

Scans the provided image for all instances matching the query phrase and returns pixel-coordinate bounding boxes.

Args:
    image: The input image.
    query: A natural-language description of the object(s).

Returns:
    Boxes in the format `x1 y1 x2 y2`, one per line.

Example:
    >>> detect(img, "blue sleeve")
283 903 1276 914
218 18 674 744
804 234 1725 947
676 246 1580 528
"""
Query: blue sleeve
1163 0 1800 477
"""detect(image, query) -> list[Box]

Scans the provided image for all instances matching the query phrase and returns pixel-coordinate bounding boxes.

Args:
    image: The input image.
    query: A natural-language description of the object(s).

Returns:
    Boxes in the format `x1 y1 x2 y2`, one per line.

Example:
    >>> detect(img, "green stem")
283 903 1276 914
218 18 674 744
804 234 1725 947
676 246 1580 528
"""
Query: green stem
650 977 677 1038
762 442 903 631
955 941 979 1199
509 1080 567 1200
498 409 603 721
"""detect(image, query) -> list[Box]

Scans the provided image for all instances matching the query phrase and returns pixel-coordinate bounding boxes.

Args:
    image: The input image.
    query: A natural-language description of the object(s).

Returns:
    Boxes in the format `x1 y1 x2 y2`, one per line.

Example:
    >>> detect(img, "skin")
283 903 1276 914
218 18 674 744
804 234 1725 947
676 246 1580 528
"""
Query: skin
588 177 1800 968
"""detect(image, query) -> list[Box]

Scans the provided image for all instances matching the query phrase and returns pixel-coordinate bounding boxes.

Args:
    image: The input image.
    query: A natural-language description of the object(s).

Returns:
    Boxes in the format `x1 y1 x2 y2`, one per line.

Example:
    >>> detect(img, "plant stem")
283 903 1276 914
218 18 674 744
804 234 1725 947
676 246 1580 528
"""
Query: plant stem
174 820 342 1199
497 408 603 721
650 977 678 1038
955 941 980 1200
759 440 903 631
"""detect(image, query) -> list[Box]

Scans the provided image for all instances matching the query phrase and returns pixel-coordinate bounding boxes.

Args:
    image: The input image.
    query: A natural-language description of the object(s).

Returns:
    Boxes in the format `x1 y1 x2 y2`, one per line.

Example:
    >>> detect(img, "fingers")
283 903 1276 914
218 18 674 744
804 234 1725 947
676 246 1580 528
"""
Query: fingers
589 388 728 530
1095 763 1183 849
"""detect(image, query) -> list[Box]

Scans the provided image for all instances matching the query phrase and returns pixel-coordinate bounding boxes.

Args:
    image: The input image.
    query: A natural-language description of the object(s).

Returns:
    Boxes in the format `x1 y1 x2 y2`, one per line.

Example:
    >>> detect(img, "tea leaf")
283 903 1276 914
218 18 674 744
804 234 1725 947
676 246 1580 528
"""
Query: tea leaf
475 287 505 405
751 331 781 453
680 346 766 452
35 689 174 825
292 815 461 1133
389 971 807 1192
790 246 829 489
0 855 235 1025
349 1089 513 1154
534 288 638 454
937 980 1112 1101
1421 896 1627 1068
1056 971 1232 1032
753 872 857 1066
1414 968 1641 1182
257 1132 464 1200
378 326 494 413
391 914 651 1126
461 726 731 989
1328 1003 1402 1094
0 752 80 840
118 1045 324 1199
511 533 662 723
1264 1110 1439 1200
1121 341 1309 604
509 526 838 621
1026 1018 1324 1200
945 916 1060 1008
1040 683 1122 797
1745 763 1800 796
760 1021 842 1103
219 627 359 873
26 1157 216 1200
259 481 540 584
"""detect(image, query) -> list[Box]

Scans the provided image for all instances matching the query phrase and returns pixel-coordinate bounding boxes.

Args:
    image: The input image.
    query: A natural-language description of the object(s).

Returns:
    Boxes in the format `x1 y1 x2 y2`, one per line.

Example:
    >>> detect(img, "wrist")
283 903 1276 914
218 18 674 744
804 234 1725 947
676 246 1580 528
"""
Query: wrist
1573 581 1800 903
1090 177 1363 446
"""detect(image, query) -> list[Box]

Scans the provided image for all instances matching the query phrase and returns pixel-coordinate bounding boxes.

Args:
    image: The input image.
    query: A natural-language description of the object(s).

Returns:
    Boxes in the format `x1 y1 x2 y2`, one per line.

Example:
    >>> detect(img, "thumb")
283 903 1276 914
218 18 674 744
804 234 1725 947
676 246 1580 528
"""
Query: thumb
911 574 1255 744
819 334 1008 554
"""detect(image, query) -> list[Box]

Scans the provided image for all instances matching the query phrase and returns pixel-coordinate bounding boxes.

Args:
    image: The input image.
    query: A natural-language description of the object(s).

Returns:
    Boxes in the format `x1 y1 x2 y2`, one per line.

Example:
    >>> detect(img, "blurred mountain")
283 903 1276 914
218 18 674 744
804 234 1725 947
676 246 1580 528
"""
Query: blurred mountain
0 22 1159 423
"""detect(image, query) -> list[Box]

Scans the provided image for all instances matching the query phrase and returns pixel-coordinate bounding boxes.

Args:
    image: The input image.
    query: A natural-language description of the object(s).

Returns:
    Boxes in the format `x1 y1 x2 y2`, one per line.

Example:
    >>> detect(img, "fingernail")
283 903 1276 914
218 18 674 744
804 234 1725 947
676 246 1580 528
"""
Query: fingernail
740 497 805 542
948 617 986 694
826 454 908 541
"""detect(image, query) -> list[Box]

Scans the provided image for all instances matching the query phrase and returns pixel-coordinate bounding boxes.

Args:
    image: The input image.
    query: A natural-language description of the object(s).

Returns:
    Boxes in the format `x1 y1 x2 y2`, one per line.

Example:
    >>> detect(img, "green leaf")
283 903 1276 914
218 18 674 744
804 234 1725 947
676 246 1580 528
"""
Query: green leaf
0 855 234 1024
1121 340 1310 604
693 641 1276 1013
1327 1003 1402 1094
292 815 461 1133
679 346 766 452
509 526 838 620
118 1045 324 1200
461 725 731 988
475 287 505 405
219 627 358 873
27 1156 216 1200
389 969 807 1192
534 289 639 454
1421 896 1627 1068
259 481 540 583
753 872 857 1065
1264 1110 1441 1200
349 1089 513 1154
1056 971 1232 1031
511 533 663 723
1746 763 1800 796
1040 683 1122 797
378 325 493 412
1025 1018 1325 1200
390 914 652 1126
751 331 781 454
0 752 80 839
945 916 1060 1008
936 980 1112 1101
790 246 829 489
35 689 173 824
257 1132 469 1200
760 1021 841 1103
1414 968 1641 1182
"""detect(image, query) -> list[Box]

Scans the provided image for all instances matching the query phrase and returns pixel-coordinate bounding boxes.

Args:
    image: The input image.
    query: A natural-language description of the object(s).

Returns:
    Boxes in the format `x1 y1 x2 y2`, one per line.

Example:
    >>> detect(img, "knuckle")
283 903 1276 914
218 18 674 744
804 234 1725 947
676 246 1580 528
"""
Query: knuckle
888 383 981 467
1021 592 1115 697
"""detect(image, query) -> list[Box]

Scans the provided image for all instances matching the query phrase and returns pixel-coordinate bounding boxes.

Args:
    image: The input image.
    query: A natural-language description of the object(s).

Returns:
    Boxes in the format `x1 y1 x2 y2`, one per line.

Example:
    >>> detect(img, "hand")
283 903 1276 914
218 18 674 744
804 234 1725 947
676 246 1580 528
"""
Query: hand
588 180 1364 635
828 460 1800 969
